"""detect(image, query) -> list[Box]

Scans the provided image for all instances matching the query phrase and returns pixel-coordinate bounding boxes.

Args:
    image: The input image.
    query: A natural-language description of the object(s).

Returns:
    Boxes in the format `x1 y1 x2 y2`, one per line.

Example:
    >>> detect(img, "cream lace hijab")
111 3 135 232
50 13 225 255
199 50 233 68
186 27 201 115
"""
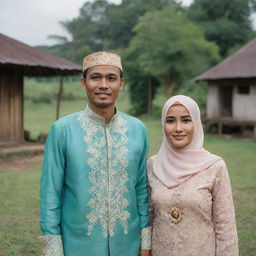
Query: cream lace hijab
152 95 222 188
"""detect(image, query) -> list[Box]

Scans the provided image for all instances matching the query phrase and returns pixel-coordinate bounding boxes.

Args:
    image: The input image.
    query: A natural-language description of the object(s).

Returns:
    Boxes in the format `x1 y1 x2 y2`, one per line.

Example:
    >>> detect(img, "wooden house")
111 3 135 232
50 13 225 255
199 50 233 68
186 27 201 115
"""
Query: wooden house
0 33 81 146
195 39 256 138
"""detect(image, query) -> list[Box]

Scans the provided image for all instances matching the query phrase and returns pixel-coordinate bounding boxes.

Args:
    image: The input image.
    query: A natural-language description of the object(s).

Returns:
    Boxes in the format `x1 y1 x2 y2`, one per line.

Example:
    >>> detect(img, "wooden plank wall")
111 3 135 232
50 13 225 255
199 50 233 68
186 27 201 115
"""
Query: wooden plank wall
0 71 24 145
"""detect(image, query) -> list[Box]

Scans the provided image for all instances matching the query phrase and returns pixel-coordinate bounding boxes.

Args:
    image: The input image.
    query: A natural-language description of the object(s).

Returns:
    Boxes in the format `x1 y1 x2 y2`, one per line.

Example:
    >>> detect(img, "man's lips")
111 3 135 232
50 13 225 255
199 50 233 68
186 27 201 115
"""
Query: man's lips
95 92 111 96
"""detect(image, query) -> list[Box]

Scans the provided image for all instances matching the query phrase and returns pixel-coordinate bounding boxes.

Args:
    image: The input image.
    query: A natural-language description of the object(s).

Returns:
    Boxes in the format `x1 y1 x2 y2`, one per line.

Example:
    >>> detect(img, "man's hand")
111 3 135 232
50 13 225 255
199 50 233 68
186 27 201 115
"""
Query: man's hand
140 250 151 256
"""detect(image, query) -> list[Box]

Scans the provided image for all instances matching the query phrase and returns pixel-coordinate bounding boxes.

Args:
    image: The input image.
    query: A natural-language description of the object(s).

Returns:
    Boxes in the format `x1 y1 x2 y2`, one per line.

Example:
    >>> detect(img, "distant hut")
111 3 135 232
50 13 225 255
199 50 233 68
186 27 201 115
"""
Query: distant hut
0 33 81 146
195 39 256 138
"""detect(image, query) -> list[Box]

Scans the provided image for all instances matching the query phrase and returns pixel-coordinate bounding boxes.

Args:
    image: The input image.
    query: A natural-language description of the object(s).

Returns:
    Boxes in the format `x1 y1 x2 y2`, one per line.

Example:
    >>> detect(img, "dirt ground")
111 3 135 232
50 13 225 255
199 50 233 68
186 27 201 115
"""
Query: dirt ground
0 154 43 171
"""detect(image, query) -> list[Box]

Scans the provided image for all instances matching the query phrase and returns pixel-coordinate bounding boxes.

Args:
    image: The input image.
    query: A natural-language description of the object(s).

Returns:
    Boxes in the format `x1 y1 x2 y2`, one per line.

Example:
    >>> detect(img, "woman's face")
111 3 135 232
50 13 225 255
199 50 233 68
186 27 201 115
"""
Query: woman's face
164 104 194 149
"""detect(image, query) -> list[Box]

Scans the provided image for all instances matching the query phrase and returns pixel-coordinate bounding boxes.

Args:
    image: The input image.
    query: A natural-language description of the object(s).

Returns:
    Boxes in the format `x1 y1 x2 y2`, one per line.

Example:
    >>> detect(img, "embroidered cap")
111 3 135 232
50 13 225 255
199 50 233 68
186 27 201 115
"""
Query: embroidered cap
83 51 123 71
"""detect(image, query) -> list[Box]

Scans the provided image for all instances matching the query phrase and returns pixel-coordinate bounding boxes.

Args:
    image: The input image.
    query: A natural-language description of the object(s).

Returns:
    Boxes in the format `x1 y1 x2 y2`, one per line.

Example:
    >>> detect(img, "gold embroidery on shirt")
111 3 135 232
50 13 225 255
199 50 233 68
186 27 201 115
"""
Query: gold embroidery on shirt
78 111 130 237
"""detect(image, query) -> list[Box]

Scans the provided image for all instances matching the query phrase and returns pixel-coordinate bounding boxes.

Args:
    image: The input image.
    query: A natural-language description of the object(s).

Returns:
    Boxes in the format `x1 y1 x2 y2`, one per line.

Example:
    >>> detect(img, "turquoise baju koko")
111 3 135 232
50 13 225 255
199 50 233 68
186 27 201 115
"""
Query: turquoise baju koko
39 106 151 256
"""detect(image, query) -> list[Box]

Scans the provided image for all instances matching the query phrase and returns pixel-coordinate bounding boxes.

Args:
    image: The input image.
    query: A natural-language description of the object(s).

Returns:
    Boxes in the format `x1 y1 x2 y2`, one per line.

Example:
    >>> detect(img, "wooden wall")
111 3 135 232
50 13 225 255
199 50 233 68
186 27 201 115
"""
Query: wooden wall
0 71 24 145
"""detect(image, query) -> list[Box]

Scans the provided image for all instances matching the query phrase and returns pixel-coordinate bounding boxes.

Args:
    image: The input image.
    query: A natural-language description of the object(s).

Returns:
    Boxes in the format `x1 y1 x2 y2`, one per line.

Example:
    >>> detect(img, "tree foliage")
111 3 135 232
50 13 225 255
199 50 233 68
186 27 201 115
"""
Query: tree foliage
187 0 256 56
122 34 161 115
127 8 220 94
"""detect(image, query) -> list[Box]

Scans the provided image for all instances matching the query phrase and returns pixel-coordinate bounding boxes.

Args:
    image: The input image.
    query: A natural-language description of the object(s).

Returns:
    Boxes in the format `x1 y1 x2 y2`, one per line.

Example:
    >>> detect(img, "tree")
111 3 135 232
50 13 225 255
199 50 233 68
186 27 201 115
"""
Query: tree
102 0 180 49
44 0 181 61
62 0 110 52
127 8 220 98
123 51 160 115
187 0 256 57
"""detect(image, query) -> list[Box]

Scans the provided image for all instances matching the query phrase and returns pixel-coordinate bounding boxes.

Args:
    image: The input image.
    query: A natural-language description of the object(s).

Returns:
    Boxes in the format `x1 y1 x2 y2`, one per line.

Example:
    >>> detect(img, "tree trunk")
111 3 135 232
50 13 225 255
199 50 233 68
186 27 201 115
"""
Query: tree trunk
56 76 63 120
166 81 174 97
147 76 152 114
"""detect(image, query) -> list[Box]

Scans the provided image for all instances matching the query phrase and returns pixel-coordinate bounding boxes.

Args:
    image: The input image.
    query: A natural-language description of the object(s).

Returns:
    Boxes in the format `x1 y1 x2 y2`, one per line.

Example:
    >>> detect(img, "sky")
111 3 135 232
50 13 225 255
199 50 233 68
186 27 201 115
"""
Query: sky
0 0 193 46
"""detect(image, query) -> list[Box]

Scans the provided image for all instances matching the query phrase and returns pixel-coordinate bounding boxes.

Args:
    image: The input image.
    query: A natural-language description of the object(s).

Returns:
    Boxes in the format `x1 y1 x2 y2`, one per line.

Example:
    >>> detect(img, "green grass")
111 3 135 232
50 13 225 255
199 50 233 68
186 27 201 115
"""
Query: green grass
0 165 41 256
0 79 255 255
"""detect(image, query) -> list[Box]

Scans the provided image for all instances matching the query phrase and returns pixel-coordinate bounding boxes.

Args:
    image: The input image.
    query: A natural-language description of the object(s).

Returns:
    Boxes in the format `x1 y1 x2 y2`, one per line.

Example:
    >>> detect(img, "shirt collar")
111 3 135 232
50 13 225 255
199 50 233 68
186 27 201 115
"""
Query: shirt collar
83 105 118 125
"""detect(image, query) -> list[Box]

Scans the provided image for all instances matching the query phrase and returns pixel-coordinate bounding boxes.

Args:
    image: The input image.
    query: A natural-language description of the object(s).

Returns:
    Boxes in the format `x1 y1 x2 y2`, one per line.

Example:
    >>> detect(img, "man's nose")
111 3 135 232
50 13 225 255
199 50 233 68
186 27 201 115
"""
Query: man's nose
99 78 109 89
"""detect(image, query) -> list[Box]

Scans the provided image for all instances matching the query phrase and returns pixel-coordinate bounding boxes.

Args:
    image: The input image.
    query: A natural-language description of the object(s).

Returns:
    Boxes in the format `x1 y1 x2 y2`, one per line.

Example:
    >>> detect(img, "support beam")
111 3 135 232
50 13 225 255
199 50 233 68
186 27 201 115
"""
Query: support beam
56 76 63 120
218 122 223 135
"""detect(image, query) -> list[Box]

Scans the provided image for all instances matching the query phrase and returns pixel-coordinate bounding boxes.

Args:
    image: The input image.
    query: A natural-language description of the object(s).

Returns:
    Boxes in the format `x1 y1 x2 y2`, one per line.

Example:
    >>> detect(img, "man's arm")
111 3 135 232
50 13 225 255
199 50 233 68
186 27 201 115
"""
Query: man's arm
39 122 66 256
136 126 151 252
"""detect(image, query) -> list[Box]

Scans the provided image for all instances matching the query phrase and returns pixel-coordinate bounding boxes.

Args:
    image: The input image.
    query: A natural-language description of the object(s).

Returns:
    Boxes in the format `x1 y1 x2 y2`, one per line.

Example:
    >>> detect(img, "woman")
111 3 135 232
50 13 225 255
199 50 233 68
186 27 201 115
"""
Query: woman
147 95 238 256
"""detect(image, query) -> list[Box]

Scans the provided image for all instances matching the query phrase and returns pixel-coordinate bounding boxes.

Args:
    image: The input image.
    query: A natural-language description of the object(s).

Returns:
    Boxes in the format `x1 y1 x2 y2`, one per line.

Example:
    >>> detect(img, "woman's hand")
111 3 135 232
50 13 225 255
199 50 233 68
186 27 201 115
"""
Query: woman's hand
140 250 151 256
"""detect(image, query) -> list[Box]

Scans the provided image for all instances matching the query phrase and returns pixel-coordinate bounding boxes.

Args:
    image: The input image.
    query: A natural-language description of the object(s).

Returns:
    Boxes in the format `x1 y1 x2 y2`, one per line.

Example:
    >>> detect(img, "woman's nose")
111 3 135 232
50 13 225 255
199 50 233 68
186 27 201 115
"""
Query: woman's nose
176 121 182 132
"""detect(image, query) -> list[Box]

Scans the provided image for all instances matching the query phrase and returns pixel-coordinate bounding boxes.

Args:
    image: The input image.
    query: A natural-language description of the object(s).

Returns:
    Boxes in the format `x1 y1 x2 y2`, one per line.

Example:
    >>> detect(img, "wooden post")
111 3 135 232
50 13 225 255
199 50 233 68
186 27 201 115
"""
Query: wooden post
56 76 63 120
0 71 23 145
218 122 222 135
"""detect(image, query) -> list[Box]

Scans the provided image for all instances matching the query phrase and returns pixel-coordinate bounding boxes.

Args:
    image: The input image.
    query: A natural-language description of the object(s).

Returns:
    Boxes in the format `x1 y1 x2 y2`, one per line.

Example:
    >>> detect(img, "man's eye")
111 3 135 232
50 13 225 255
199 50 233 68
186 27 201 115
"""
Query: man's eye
109 76 117 80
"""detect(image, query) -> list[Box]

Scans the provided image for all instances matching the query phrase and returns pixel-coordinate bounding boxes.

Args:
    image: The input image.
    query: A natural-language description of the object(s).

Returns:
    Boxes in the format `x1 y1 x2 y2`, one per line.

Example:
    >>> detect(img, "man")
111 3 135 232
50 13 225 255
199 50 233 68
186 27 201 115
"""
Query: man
39 51 151 256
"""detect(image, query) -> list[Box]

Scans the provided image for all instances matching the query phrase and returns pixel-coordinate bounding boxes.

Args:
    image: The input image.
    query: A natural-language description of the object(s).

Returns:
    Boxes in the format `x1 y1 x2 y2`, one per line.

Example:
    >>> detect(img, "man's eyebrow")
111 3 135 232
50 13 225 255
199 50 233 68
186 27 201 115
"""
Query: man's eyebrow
88 72 118 76
89 72 100 75
108 73 118 76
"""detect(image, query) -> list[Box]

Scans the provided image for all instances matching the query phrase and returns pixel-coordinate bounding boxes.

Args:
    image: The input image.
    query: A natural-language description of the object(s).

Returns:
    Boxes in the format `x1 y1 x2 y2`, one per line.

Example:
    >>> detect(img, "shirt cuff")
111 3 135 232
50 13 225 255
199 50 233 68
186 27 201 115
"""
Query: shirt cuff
38 235 64 256
140 226 151 250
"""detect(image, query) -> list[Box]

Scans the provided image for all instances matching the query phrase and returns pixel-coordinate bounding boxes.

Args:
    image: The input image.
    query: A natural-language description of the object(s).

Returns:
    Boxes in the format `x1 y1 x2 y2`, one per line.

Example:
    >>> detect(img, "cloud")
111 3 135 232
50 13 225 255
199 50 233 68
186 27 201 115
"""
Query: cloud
0 0 89 45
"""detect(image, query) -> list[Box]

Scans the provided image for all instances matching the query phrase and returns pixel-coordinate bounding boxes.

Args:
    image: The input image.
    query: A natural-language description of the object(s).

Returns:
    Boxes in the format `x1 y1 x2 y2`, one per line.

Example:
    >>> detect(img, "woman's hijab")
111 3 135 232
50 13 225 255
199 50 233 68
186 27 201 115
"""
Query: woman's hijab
152 95 222 188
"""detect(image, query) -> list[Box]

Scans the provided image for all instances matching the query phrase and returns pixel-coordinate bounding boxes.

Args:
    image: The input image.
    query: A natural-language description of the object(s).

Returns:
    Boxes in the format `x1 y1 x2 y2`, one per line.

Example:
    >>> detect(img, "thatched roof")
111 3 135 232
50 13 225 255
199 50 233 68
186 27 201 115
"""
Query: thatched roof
0 33 81 76
195 39 256 81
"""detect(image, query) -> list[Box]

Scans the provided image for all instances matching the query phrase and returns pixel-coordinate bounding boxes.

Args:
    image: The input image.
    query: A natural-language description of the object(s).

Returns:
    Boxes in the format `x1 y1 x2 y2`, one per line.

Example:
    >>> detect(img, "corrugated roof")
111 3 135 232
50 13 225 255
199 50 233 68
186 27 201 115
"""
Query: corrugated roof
0 33 81 76
195 39 256 81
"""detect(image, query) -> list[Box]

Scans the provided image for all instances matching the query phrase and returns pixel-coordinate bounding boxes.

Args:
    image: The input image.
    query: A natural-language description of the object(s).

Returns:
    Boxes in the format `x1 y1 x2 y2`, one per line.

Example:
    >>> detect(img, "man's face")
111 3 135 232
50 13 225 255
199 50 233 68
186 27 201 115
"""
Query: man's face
81 65 124 110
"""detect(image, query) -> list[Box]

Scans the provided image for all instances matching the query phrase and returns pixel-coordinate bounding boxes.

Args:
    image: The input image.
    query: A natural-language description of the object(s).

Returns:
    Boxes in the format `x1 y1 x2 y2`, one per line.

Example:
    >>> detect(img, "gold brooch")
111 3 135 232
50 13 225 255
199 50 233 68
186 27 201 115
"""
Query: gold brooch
168 206 182 223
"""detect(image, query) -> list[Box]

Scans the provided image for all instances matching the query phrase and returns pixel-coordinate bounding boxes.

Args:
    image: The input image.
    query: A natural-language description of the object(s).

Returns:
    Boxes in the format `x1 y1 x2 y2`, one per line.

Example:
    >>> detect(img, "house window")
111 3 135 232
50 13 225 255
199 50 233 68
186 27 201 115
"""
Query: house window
238 85 250 94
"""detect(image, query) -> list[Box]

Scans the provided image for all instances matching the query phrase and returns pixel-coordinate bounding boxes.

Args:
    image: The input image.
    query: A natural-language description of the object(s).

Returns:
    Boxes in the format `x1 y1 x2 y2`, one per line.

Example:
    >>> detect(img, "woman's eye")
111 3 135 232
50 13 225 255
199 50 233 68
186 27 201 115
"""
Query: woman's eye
166 119 175 124
183 119 192 123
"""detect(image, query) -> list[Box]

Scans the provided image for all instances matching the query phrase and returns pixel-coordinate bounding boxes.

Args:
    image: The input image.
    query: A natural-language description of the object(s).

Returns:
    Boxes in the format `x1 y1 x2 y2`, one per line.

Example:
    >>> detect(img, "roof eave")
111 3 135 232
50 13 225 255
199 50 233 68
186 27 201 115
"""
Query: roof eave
0 63 82 76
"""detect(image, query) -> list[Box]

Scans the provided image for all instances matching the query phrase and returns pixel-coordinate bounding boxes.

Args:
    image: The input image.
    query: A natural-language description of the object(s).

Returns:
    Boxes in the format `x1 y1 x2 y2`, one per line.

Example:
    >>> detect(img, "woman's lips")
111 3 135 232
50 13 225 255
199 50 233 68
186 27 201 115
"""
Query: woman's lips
173 135 186 140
